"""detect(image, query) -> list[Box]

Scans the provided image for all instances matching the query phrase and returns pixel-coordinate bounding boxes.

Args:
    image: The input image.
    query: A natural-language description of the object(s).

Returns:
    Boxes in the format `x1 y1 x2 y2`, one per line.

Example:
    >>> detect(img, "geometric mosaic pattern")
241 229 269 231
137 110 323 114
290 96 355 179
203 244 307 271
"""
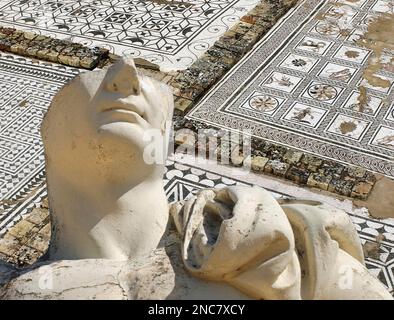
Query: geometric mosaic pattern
0 53 79 232
351 213 394 296
189 0 394 177
0 0 259 70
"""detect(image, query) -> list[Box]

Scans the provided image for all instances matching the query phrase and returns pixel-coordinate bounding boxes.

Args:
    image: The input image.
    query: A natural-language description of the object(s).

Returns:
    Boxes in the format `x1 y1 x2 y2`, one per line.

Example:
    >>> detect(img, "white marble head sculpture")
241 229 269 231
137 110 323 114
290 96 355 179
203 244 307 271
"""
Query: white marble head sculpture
41 57 174 260
170 186 393 300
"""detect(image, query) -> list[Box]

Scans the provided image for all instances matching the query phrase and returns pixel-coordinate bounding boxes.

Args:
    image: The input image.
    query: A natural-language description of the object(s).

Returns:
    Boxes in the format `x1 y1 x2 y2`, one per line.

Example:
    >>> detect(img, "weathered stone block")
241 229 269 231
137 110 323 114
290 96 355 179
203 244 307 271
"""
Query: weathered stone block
249 23 271 36
0 38 12 51
188 60 226 89
0 233 20 256
11 245 43 267
58 54 80 67
173 85 204 101
345 166 367 179
38 223 51 239
231 21 253 35
307 173 331 191
283 150 303 165
25 46 39 56
214 31 247 58
174 97 193 113
328 179 355 197
9 30 23 40
35 35 51 43
286 166 310 185
80 56 97 69
22 31 36 41
301 154 323 171
242 29 260 47
364 171 377 185
10 42 28 55
27 233 49 254
36 49 50 59
241 15 258 24
206 46 237 69
264 160 289 177
26 208 50 226
251 156 269 172
319 160 344 177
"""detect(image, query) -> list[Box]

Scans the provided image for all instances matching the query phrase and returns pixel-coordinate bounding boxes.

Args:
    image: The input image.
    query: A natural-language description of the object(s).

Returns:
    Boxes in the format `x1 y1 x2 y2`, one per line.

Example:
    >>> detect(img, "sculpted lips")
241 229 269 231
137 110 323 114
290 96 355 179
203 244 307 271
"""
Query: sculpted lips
102 100 142 115
100 100 148 127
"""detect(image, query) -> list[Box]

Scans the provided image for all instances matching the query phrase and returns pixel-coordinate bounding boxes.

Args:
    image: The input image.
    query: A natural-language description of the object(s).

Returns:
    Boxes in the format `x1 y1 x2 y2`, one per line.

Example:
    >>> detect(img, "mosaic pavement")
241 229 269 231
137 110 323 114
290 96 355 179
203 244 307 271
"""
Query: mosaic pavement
0 0 392 296
0 53 79 233
0 0 259 71
188 0 394 178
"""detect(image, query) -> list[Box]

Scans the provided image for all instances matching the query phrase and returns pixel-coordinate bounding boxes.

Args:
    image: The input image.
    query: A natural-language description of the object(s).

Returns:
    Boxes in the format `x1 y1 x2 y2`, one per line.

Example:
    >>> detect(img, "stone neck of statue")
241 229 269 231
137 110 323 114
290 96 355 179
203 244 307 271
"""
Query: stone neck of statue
41 57 174 261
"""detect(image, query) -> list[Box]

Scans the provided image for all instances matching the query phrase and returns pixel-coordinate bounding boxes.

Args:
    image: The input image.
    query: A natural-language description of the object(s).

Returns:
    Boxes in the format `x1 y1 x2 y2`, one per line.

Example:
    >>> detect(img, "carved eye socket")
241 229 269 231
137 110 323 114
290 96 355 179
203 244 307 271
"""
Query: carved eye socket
201 206 222 246
198 190 236 247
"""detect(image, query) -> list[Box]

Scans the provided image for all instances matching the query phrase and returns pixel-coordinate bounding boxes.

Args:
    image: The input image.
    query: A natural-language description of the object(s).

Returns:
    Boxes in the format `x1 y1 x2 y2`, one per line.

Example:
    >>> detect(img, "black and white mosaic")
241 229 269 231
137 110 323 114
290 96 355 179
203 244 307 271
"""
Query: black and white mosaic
0 0 259 70
188 0 394 177
0 53 79 232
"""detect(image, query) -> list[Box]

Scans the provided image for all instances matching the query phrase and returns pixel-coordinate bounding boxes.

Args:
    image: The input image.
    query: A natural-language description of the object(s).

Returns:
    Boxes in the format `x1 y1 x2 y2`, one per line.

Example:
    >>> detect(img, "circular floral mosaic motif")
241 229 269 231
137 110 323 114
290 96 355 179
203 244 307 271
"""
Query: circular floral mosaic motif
307 84 338 101
292 59 307 67
249 95 279 112
315 23 341 36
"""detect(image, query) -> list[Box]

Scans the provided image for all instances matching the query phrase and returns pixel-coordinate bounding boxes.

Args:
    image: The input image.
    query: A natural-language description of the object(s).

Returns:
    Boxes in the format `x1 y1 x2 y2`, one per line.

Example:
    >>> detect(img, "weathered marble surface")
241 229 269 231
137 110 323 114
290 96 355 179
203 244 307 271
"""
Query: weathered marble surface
41 56 174 261
171 186 392 300
0 231 249 300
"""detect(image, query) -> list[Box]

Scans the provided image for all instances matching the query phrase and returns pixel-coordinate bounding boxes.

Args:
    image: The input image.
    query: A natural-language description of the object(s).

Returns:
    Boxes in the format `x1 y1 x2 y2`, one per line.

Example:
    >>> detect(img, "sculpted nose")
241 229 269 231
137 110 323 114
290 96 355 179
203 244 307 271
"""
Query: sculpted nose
105 57 141 96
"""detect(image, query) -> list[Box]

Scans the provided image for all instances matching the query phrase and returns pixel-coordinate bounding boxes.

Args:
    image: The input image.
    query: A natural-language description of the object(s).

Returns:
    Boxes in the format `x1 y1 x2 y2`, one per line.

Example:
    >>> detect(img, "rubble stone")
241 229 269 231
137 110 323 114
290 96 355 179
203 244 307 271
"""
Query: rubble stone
286 166 310 185
307 173 332 191
251 156 269 172
264 160 289 177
